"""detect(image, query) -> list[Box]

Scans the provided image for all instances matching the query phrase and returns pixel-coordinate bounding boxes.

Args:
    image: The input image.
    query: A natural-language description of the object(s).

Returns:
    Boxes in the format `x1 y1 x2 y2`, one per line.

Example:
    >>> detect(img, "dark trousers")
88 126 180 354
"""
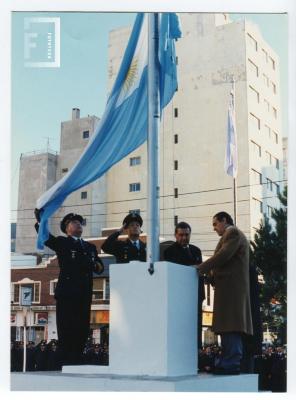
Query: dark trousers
56 296 91 365
218 332 243 370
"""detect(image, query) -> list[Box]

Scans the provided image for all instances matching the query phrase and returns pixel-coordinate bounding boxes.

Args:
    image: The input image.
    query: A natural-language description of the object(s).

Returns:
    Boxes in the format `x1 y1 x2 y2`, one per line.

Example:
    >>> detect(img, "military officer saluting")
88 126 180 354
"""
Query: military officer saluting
101 212 146 263
34 210 104 366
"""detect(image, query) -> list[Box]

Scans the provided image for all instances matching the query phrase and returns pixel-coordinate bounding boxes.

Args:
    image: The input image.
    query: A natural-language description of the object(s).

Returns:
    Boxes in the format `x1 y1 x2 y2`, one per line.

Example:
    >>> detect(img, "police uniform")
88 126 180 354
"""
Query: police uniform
101 213 146 263
35 212 104 365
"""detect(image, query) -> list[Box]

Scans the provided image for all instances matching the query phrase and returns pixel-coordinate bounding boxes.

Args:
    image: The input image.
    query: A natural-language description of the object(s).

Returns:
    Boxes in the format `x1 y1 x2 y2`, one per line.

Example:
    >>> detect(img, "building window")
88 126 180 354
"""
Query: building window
275 158 279 170
174 134 178 144
174 188 178 198
266 151 272 165
12 283 40 304
129 209 140 215
249 113 260 130
81 191 87 199
50 280 58 296
247 33 257 51
272 131 278 144
274 183 280 195
264 124 271 138
176 56 178 65
251 140 261 157
272 107 277 119
252 197 263 214
174 160 178 170
92 278 105 300
62 168 68 173
12 284 20 303
267 205 273 217
263 99 270 112
83 130 89 139
130 156 141 166
262 73 269 87
251 168 262 185
249 85 259 103
271 82 277 94
262 48 268 63
266 178 273 191
129 182 141 192
248 59 259 77
269 56 275 70
33 283 41 303
174 215 178 226
174 108 178 118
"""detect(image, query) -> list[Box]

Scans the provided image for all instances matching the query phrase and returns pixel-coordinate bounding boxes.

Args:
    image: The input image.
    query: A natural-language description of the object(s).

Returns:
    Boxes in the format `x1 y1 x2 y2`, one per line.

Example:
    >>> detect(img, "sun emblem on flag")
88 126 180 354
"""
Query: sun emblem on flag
123 58 138 93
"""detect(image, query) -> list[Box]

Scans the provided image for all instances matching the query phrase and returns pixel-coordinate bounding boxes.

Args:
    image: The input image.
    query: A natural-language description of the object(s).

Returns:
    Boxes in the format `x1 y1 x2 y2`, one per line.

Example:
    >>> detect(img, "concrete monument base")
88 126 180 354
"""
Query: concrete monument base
11 371 259 392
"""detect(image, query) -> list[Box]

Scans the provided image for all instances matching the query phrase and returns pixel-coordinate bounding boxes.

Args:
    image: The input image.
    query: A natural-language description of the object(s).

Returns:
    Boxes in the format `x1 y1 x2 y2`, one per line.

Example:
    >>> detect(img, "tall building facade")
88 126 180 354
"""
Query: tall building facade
15 109 107 254
105 13 284 256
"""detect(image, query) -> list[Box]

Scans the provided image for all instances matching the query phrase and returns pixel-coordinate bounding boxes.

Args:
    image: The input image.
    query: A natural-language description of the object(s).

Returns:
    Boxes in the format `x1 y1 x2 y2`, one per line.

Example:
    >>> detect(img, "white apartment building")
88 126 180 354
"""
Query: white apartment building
105 13 284 256
16 13 284 257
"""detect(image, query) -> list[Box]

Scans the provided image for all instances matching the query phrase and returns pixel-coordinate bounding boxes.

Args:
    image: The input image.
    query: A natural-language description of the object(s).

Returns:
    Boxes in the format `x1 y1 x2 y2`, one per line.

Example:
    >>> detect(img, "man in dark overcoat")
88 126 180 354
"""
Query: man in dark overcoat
163 221 205 350
101 212 146 263
198 211 253 375
34 210 104 365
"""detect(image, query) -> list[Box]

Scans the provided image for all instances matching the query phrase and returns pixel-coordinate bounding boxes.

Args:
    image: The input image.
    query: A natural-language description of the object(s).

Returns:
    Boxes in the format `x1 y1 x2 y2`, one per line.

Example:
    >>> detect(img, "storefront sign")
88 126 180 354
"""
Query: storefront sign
202 311 213 326
35 312 48 324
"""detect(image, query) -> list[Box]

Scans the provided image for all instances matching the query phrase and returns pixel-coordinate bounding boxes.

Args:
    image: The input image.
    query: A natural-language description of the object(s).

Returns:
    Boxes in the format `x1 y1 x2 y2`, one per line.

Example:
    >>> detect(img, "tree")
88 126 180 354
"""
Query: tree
250 186 287 344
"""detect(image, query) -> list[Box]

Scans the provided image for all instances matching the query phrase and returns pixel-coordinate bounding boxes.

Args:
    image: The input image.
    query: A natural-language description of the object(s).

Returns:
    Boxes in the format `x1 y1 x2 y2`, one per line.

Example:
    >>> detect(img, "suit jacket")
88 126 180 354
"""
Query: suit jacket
163 242 205 302
101 231 146 263
198 226 253 335
35 223 104 299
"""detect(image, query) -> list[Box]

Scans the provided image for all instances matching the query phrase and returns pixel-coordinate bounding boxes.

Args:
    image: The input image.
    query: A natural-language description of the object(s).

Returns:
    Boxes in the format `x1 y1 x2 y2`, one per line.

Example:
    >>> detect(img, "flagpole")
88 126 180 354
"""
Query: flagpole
147 13 160 273
232 77 237 225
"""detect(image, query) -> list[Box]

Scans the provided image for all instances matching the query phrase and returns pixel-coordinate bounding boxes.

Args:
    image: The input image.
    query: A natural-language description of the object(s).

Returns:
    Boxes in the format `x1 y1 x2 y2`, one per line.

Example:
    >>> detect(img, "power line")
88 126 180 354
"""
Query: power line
10 179 286 213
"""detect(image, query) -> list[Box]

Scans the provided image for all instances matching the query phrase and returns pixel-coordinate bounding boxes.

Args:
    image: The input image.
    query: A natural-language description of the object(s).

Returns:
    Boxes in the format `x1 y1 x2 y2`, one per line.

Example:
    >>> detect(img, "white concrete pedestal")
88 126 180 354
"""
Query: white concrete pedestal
59 261 258 392
108 261 198 376
64 261 198 377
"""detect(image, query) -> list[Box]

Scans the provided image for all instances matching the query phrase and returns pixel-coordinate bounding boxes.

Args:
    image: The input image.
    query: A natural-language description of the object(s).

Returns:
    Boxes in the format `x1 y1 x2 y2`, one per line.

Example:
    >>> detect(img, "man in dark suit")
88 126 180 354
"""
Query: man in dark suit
34 210 104 366
101 212 146 263
163 221 205 350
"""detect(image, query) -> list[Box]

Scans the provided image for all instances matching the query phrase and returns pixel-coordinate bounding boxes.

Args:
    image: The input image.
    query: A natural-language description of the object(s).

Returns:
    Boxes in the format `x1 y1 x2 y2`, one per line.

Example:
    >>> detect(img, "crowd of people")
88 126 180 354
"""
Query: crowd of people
198 344 287 392
10 339 109 372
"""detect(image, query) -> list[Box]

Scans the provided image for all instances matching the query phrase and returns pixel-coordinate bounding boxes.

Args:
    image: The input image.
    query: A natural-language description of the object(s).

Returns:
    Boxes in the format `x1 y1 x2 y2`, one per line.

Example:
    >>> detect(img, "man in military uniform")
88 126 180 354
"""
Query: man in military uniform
163 221 205 350
101 212 146 263
34 210 104 366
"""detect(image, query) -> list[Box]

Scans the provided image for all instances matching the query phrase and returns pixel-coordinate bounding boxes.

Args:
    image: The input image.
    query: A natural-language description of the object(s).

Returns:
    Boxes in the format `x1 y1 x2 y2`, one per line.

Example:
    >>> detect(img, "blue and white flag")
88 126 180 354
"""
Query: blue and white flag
224 86 238 178
36 13 181 249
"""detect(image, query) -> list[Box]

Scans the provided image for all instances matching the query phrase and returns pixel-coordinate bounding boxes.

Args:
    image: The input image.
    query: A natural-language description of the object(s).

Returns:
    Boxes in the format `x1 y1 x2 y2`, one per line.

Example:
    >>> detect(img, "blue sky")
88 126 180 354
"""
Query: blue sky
11 12 288 221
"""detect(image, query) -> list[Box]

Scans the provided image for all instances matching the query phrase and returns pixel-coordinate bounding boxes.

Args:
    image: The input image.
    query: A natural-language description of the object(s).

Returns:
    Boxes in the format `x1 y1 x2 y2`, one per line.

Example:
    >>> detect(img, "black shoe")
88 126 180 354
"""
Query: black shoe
213 367 240 375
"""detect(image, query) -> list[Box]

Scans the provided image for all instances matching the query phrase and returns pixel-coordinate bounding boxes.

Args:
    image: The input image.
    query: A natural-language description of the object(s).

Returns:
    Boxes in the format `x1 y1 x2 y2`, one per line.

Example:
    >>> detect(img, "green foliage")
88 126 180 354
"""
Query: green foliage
250 186 287 344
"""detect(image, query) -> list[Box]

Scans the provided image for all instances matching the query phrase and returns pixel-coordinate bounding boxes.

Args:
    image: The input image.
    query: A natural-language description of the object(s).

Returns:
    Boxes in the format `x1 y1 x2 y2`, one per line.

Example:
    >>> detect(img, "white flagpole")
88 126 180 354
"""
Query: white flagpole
232 78 237 225
147 13 160 272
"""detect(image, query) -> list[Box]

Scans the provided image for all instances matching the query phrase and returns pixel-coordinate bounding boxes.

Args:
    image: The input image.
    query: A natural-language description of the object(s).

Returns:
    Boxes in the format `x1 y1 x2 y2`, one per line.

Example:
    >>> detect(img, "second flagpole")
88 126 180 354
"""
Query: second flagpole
147 13 160 272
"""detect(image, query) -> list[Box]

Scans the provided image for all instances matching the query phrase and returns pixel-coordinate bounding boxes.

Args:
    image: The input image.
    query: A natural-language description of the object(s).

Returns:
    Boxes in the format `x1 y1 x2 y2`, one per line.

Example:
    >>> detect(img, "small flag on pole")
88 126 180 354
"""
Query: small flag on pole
36 13 181 249
224 83 238 178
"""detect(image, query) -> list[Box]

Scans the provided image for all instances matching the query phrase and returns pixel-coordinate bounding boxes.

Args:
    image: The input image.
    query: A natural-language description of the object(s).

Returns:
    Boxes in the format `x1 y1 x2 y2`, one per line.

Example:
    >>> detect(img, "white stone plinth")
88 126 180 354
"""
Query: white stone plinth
108 261 198 376
11 372 259 392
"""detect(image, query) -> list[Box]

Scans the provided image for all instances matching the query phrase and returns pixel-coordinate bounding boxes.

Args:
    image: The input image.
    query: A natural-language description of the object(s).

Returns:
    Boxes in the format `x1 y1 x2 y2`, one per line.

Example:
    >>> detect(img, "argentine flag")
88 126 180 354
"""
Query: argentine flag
36 13 181 249
224 87 238 178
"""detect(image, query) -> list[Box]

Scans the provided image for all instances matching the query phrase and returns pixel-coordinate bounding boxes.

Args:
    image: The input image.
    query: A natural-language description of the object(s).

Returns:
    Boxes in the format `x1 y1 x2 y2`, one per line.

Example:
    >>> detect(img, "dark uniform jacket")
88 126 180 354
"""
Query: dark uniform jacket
35 224 104 299
101 231 146 263
163 242 205 301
